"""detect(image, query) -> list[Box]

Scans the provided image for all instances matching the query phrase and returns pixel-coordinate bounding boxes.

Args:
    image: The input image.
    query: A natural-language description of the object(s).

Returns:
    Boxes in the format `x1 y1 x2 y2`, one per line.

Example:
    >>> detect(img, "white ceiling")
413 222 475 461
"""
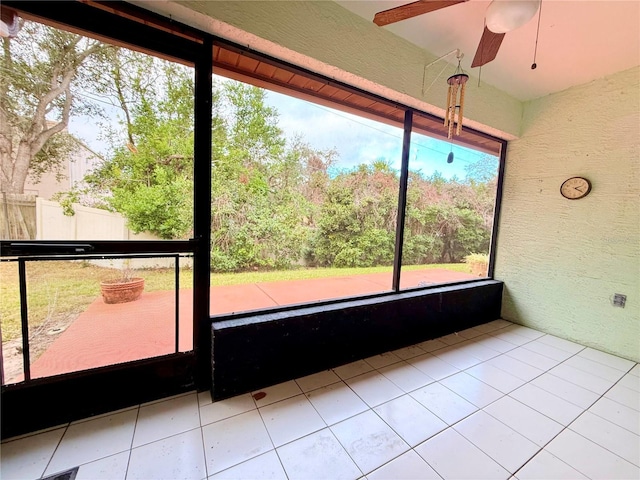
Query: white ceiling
337 0 640 101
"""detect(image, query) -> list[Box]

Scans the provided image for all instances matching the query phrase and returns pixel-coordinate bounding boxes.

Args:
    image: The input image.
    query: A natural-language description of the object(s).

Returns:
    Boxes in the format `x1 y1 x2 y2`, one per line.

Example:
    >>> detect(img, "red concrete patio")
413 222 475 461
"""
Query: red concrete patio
28 268 476 380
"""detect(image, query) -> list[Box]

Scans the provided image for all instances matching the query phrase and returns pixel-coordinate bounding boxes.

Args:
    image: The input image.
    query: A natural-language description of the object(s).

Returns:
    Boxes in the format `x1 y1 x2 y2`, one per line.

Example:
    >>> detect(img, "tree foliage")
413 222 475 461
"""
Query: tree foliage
14 20 498 269
85 53 195 239
309 164 398 268
210 82 308 269
0 21 109 195
403 161 495 264
82 56 498 266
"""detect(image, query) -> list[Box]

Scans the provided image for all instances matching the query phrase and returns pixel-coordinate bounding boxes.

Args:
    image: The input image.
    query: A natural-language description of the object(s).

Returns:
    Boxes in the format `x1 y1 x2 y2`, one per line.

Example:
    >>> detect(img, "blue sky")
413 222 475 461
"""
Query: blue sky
264 89 495 180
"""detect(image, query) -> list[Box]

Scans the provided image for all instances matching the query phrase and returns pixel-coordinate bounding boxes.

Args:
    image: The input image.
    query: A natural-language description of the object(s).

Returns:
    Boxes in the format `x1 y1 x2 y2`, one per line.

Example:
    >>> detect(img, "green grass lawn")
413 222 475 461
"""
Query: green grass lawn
0 261 471 342
209 262 471 286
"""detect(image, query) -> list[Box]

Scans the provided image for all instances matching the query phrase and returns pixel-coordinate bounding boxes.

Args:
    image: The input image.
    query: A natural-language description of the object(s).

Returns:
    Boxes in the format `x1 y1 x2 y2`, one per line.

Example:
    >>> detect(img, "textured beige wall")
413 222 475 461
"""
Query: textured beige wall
173 0 522 139
494 66 640 361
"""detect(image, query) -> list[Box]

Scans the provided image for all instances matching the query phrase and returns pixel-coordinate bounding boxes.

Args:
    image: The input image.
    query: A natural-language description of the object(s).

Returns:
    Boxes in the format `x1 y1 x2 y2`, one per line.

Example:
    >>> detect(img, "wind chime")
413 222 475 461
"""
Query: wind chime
443 62 469 139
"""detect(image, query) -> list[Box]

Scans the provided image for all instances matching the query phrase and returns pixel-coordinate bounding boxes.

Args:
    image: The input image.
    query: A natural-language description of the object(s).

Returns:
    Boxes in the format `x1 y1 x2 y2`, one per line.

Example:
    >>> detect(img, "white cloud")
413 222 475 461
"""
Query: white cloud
265 90 492 179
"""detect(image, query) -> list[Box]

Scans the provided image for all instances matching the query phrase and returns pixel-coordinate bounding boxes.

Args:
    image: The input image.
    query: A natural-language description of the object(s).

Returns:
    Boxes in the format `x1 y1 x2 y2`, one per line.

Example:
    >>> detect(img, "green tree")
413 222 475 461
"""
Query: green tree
0 20 109 194
309 164 398 268
84 52 195 239
403 170 493 264
78 59 316 264
210 83 314 271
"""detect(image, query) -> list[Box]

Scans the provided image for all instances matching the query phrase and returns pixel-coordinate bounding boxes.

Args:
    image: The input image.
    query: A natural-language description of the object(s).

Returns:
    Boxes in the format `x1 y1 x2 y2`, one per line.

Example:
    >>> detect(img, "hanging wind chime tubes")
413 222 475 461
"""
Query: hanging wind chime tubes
444 69 469 139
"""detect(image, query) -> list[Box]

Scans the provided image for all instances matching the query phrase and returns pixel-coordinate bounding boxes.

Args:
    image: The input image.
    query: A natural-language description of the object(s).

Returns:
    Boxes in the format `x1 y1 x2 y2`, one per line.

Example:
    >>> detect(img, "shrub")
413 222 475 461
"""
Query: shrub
465 253 489 277
464 253 489 264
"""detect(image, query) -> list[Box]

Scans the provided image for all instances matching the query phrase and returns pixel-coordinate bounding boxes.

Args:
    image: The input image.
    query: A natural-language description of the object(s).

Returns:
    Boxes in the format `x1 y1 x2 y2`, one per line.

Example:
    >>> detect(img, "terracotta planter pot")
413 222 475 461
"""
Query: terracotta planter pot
469 261 488 277
100 278 145 304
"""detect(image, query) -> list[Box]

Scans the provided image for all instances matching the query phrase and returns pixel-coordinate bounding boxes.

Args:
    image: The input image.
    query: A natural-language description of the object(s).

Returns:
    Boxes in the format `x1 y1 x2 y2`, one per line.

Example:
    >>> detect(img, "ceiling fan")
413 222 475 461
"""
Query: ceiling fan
373 0 541 68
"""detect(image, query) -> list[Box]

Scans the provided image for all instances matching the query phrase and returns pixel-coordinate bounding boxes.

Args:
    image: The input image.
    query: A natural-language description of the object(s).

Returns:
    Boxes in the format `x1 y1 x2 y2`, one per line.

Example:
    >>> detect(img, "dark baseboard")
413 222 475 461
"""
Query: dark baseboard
211 280 503 400
1 353 195 439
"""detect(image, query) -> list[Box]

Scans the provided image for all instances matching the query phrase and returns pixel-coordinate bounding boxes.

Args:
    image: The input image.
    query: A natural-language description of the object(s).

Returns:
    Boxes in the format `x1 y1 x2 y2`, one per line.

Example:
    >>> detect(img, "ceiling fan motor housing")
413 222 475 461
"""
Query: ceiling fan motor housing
485 0 541 34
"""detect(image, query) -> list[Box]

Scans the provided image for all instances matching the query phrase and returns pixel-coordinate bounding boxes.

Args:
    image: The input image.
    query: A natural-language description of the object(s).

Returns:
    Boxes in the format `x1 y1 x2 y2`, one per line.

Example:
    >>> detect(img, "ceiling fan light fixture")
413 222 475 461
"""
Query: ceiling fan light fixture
485 0 541 34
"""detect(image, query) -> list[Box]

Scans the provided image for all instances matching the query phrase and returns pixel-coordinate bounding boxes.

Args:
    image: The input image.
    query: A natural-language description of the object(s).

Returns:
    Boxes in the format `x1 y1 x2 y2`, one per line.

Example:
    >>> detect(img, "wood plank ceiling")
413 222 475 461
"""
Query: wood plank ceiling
214 43 502 156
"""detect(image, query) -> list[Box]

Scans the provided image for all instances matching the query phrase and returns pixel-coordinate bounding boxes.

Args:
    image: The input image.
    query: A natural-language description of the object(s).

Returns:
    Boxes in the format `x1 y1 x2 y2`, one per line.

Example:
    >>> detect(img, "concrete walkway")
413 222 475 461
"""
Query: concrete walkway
28 269 476 380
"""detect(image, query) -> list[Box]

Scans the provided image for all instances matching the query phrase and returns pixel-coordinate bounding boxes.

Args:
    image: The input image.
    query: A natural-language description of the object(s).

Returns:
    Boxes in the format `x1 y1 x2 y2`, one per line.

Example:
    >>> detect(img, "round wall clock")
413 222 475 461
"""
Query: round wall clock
560 176 592 200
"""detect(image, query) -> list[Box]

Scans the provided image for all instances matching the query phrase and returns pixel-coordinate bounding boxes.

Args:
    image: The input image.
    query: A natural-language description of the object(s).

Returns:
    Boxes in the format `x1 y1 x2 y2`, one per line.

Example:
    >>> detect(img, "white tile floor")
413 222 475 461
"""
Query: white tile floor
2 319 639 480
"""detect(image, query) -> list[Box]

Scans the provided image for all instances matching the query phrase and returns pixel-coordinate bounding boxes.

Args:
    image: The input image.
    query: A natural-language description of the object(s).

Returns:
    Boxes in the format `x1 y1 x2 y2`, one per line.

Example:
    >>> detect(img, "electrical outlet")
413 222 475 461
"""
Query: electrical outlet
612 294 626 308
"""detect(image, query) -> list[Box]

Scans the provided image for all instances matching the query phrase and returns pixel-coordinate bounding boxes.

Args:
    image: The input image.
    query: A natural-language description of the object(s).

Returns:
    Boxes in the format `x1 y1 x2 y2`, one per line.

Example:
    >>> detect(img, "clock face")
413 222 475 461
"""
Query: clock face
560 177 592 200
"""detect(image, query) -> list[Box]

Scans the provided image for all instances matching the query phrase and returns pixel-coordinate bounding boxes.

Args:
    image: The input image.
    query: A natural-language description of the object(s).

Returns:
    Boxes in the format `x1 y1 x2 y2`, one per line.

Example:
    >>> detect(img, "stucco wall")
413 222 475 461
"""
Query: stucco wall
147 0 522 139
494 66 640 362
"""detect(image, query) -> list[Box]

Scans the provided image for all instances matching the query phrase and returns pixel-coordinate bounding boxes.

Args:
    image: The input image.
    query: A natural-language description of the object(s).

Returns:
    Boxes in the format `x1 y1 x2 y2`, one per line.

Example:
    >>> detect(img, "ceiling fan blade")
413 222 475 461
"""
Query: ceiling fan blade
471 26 506 67
373 0 467 27
0 6 20 38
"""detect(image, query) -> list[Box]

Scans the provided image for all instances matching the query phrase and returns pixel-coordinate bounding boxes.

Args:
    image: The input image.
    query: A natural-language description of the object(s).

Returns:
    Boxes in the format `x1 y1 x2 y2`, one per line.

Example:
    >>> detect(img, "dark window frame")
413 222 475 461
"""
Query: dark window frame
0 1 213 435
2 0 507 352
0 1 506 437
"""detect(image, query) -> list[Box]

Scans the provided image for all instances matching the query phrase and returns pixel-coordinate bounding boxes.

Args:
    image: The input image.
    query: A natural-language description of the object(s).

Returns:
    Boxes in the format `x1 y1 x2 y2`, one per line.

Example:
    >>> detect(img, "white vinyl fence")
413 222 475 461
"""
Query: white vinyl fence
36 199 192 269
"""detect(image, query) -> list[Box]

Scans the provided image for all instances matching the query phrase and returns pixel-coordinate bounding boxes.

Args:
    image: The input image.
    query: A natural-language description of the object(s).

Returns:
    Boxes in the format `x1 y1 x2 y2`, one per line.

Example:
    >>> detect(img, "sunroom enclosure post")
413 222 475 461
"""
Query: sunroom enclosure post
488 141 508 278
392 110 413 292
194 37 214 390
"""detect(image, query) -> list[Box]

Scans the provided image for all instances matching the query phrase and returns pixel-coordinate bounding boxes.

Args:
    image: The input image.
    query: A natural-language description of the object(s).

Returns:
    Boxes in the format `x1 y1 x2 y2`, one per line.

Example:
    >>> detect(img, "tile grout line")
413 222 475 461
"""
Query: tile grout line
227 324 636 478
483 348 598 427
475 383 584 476
197 393 210 480
0 423 69 445
524 348 624 405
128 424 208 450
10 320 636 480
318 395 400 478
295 376 343 395
37 409 138 478
44 407 145 479
385 327 600 476
479 338 639 477
360 372 510 478
328 323 526 437
274 413 364 479
200 391 279 478
377 339 568 479
564 421 640 470
509 369 637 480
570 373 640 437
426 359 573 477
420 340 534 396
258 369 416 478
571 351 637 377
253 392 295 480
594 387 640 414
122 404 141 480
38 422 70 479
299 376 368 477
511 443 591 479
208 350 635 479
363 353 509 477
377 362 439 394
462 335 594 401
409 447 446 480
